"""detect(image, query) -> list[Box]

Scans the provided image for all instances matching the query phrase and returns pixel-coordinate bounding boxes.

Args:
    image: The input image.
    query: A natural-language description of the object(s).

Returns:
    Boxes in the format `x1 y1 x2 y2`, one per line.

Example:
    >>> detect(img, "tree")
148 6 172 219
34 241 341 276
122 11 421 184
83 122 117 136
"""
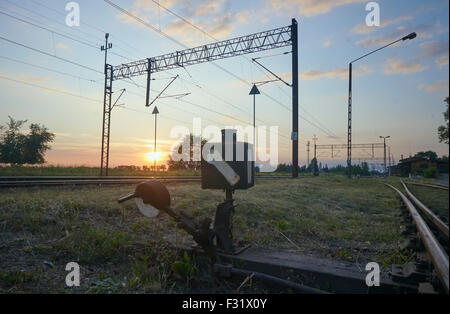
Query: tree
0 116 55 165
167 134 207 171
414 151 438 161
310 158 319 176
438 97 449 144
361 162 370 176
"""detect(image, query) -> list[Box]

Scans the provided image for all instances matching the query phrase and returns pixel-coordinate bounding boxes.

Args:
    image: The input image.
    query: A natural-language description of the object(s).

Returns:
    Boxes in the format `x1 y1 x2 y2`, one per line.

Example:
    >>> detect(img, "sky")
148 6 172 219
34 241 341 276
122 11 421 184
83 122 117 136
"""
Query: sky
0 0 448 168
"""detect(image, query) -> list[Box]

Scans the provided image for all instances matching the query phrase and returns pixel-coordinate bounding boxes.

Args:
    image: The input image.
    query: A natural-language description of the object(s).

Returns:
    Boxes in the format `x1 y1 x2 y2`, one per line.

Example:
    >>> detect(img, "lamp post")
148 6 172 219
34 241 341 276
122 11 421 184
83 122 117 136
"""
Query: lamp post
249 84 260 164
380 135 390 175
152 106 159 172
346 32 416 178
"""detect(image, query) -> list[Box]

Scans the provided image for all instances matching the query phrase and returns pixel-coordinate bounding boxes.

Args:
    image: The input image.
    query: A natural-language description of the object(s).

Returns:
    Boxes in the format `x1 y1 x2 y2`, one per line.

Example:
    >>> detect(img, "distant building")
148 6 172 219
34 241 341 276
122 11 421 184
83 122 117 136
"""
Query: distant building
390 157 442 176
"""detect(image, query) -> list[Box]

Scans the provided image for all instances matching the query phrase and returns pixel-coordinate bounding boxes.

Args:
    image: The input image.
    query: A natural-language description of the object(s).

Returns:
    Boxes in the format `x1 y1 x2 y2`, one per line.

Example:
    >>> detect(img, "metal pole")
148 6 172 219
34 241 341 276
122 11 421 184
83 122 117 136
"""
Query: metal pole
345 33 415 179
306 141 310 167
106 77 112 176
347 63 352 179
291 18 299 178
383 138 387 175
253 93 256 162
388 146 391 176
154 113 157 172
145 58 151 107
100 33 112 176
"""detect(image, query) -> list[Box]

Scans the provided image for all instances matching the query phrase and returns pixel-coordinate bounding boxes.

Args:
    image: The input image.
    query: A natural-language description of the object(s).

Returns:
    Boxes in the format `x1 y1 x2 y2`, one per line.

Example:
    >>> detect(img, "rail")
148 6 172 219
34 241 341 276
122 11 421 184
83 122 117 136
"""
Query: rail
385 183 449 293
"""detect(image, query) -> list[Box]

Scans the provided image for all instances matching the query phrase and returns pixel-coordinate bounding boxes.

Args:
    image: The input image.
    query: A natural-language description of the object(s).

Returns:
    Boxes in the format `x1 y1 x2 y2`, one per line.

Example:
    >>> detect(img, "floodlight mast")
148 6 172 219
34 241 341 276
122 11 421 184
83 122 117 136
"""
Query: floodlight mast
100 20 300 177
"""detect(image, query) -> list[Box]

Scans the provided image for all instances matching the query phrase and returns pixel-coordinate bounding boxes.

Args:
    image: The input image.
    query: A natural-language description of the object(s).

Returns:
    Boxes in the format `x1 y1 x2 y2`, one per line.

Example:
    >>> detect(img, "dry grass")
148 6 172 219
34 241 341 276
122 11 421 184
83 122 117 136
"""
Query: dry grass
405 184 449 224
0 175 411 293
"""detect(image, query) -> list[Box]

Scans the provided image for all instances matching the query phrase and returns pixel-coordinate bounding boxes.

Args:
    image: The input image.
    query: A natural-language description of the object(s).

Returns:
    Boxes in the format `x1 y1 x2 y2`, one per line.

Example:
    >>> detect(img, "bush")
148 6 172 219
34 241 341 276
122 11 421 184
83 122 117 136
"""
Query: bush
423 167 438 178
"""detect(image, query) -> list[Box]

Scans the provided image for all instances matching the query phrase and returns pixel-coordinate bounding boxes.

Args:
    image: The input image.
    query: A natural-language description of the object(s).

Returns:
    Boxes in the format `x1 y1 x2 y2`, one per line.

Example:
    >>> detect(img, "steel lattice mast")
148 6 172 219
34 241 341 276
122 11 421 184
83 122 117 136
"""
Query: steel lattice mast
101 20 298 176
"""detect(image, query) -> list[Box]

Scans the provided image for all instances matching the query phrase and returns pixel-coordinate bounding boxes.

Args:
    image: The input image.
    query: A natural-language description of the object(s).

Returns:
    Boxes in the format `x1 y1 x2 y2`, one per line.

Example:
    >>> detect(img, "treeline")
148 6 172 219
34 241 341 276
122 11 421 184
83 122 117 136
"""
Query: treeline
275 160 372 176
0 117 54 165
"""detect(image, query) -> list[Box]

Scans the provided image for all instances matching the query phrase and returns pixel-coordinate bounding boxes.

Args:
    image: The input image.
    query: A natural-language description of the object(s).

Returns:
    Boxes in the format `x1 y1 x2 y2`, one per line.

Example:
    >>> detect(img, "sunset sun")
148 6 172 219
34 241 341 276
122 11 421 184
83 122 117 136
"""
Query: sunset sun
146 152 162 162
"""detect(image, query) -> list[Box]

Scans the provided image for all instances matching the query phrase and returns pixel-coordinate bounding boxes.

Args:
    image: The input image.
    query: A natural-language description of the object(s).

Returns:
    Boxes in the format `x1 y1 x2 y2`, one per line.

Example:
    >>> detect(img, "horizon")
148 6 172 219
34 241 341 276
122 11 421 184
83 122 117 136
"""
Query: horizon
1 0 449 168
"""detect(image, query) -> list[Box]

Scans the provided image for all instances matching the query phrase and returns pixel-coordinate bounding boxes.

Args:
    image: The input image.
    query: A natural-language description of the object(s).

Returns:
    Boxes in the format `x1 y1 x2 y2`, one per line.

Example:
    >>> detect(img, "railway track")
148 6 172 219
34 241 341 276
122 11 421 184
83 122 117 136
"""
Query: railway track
405 180 449 191
385 181 449 294
0 175 290 188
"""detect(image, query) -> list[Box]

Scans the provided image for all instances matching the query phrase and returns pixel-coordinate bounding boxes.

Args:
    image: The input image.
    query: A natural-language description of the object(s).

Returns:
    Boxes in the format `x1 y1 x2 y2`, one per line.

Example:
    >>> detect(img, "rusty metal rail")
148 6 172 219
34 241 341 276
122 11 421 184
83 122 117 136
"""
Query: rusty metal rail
401 180 449 239
385 183 449 293
0 175 290 188
406 181 449 191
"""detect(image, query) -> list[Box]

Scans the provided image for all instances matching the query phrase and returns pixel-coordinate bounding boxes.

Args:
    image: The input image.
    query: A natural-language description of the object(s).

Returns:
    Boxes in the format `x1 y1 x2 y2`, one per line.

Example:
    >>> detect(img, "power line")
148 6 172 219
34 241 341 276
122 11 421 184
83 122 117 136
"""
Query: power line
0 74 101 103
0 2 134 61
115 0 340 141
103 0 295 138
27 0 144 59
0 55 101 82
0 73 292 147
0 35 102 74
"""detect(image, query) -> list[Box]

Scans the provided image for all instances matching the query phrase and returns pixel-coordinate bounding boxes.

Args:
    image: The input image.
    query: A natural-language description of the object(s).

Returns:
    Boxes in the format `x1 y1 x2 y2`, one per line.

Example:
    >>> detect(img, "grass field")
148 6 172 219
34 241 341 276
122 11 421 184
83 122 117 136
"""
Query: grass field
0 165 200 177
0 175 415 293
406 184 449 224
0 165 292 177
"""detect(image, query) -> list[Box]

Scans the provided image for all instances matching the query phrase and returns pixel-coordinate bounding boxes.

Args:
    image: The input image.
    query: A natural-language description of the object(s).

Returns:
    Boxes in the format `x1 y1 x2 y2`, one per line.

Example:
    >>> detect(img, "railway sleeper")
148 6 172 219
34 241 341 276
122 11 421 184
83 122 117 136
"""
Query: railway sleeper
391 262 430 286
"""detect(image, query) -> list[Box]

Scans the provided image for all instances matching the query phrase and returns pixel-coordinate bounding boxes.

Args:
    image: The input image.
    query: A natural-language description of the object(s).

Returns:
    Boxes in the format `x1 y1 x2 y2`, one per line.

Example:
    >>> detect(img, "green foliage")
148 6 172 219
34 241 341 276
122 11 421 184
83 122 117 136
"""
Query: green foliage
360 162 370 176
167 134 207 171
438 155 449 173
277 220 288 230
423 167 438 178
0 271 34 288
414 150 438 161
310 157 319 176
329 164 347 175
171 252 196 281
0 116 54 165
438 97 449 145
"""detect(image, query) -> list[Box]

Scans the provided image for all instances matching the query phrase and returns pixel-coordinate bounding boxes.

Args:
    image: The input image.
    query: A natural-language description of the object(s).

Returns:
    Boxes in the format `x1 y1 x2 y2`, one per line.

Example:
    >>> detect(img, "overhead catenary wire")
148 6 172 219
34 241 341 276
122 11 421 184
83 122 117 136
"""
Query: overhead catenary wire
0 8 134 62
106 0 342 141
0 35 102 74
1 2 305 150
3 0 141 60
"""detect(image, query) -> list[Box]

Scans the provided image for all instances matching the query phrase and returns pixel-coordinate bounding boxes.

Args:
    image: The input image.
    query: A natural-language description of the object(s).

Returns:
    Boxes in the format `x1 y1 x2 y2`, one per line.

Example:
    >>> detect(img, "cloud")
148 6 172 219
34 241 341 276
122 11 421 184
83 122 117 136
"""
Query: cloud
356 22 444 48
17 76 50 83
420 39 449 58
267 0 366 17
194 0 224 16
116 0 247 43
323 40 332 47
55 42 69 50
420 39 449 68
351 15 413 35
116 0 185 26
418 80 449 93
301 65 372 80
436 55 449 68
384 58 427 75
164 10 247 42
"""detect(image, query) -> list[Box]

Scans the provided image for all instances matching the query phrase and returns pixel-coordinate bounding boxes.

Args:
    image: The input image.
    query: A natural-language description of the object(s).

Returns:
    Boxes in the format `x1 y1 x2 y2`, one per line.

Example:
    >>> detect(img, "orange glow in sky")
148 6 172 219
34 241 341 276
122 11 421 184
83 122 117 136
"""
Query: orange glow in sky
146 152 162 162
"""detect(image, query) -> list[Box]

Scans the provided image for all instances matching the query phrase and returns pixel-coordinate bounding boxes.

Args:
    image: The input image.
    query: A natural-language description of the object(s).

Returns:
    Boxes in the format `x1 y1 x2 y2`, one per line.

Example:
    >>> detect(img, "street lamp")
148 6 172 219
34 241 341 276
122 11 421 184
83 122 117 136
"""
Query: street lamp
152 106 159 172
346 32 416 178
380 135 390 175
249 84 260 164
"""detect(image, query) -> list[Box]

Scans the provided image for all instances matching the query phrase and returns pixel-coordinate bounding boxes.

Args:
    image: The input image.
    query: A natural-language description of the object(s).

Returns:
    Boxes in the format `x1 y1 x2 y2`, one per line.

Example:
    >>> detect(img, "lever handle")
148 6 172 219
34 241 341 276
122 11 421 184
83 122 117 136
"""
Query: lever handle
117 192 136 203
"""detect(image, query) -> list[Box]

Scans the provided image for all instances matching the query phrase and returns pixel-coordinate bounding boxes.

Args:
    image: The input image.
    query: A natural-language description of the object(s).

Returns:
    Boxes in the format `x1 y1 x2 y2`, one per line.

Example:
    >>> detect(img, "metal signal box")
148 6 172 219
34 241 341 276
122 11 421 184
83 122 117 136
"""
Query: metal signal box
202 129 254 190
